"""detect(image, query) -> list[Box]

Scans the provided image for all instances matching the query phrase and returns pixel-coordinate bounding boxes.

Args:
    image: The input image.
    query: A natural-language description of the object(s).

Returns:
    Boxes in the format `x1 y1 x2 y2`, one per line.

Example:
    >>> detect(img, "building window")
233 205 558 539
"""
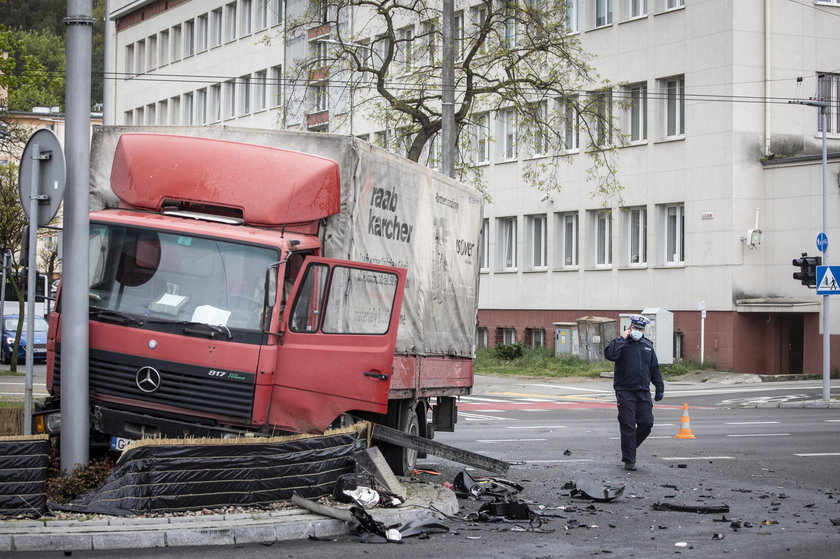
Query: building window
477 327 489 348
271 65 282 107
211 9 223 47
566 0 579 32
502 328 516 345
662 0 684 10
817 73 840 134
663 203 684 265
529 328 545 348
159 30 169 66
312 82 329 113
197 14 208 52
210 84 221 122
124 44 134 76
625 82 647 142
625 206 646 265
240 0 252 36
184 19 195 57
225 79 236 118
240 74 251 114
475 113 490 164
124 110 133 124
503 5 517 48
627 0 647 19
591 89 612 147
171 25 181 61
660 75 685 138
134 106 144 123
595 0 613 27
556 211 578 267
136 40 146 73
169 96 180 124
373 130 389 149
527 214 547 270
480 218 490 271
589 209 612 267
254 70 267 111
226 2 238 42
562 96 579 150
270 0 283 26
500 108 517 161
530 101 549 156
183 92 193 125
454 10 464 61
397 26 413 73
196 88 207 125
157 100 167 124
145 103 156 125
256 0 268 30
498 216 518 270
423 20 437 66
147 35 157 70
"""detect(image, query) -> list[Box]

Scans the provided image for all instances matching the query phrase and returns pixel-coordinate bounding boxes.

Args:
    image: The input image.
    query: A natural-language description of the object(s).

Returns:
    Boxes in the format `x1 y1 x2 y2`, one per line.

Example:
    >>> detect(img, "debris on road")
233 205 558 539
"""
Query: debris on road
569 479 626 502
652 502 730 514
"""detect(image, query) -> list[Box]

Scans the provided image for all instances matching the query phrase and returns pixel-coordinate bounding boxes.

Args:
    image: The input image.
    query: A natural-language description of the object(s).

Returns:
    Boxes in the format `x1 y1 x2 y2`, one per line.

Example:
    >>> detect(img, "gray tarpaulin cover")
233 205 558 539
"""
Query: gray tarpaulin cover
52 424 369 516
89 126 483 358
0 435 49 518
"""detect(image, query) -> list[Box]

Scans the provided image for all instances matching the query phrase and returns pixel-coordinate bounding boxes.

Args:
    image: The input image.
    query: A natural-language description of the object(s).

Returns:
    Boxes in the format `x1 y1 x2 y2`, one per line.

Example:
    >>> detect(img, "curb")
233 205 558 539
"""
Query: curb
739 400 840 409
0 480 458 552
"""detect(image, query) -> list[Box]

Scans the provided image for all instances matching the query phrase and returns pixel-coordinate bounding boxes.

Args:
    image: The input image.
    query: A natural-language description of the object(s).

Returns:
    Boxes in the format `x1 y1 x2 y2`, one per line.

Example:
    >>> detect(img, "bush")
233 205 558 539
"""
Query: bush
494 342 524 361
46 454 115 504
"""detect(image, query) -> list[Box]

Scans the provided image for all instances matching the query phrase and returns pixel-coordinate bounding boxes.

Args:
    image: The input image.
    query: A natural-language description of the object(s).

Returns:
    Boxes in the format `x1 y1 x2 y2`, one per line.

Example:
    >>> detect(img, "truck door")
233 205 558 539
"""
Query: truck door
269 257 406 433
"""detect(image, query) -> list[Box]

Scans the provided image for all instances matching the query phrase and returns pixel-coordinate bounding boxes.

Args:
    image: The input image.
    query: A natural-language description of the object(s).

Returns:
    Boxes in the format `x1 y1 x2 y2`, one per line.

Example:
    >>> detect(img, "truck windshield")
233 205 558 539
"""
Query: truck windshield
88 223 278 331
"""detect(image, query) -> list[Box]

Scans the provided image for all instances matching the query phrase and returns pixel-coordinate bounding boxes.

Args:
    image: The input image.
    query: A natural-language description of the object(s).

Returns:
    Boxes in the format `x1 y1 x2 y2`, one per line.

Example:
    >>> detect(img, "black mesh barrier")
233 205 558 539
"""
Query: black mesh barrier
0 435 50 518
53 423 370 516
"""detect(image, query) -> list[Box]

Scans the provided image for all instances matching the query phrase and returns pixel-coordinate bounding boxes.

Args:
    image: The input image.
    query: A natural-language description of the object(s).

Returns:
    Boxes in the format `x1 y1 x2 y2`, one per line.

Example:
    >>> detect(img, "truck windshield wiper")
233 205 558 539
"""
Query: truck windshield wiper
180 321 233 340
89 308 145 327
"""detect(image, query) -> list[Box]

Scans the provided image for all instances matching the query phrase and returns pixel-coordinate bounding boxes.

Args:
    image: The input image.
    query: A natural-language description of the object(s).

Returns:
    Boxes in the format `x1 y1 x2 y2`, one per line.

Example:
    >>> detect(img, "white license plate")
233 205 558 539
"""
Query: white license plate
110 436 132 452
34 348 46 354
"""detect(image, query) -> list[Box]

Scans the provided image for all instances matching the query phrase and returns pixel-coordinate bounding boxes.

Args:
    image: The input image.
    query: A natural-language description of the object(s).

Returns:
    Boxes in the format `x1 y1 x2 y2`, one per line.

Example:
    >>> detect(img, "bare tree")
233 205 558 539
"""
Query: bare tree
284 0 623 199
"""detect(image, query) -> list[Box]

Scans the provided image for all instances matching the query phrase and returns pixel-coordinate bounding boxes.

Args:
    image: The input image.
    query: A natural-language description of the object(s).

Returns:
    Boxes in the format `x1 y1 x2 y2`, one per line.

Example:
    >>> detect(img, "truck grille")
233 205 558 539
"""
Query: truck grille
53 347 255 420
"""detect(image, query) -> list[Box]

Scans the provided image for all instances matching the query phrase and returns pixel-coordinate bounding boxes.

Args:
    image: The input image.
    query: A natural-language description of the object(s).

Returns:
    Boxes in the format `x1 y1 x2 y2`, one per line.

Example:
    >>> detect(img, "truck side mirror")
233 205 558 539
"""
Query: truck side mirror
265 266 277 309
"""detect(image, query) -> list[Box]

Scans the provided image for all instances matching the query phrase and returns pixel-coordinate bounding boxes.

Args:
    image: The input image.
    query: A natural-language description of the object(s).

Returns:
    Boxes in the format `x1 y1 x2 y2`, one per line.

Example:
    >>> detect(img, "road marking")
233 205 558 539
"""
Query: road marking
504 425 567 429
610 435 672 440
793 452 840 457
725 421 780 425
726 433 790 437
461 396 510 403
476 438 547 443
524 459 596 464
825 420 840 423
519 398 557 402
530 384 611 393
653 423 676 427
662 456 735 461
461 413 512 421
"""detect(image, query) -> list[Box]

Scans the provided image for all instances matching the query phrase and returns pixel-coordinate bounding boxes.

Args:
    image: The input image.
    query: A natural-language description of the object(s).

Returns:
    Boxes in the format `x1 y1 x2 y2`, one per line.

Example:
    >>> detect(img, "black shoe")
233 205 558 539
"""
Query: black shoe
624 462 636 471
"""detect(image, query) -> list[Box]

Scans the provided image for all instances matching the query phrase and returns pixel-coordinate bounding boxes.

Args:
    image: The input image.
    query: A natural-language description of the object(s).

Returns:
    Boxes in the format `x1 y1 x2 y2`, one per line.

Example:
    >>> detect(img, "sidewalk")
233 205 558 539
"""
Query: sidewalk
0 480 458 553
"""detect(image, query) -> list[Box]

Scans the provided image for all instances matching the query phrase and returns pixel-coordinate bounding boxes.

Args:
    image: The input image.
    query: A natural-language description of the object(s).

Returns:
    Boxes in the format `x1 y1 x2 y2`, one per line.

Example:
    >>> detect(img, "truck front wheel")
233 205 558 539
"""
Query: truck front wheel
381 400 419 476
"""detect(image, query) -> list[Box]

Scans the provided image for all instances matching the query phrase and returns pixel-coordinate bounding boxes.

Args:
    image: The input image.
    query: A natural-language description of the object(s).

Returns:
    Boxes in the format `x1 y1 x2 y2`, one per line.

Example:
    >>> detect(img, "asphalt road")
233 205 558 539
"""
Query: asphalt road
12 374 839 558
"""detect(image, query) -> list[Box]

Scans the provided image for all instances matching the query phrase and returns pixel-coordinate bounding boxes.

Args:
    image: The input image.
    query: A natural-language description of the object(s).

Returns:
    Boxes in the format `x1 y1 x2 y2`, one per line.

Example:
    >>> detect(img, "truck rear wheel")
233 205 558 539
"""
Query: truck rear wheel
381 400 419 476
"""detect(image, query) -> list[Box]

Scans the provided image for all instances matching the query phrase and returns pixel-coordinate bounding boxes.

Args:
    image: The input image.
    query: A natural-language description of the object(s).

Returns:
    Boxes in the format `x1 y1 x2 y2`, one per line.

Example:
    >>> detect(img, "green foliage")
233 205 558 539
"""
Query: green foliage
661 359 717 378
476 346 614 378
46 454 115 505
494 342 524 361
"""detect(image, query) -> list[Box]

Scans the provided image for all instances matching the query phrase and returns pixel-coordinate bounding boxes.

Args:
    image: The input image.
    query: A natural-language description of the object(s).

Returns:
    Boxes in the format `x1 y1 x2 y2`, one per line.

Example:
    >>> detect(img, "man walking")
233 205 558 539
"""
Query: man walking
604 314 665 471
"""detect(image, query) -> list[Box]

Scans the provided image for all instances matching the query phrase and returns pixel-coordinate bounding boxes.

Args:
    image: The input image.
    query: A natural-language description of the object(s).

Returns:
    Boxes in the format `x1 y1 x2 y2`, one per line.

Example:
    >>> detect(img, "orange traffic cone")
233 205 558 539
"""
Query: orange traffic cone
674 402 696 439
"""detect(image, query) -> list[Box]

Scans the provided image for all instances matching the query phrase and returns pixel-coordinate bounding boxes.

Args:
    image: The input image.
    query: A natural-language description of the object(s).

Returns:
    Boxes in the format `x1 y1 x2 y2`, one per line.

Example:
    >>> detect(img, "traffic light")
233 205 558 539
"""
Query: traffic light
792 252 822 287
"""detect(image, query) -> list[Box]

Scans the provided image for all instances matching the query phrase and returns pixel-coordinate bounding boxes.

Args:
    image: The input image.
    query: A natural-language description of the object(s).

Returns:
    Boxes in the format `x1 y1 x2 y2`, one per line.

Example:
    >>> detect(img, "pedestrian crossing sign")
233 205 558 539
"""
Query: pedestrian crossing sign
816 266 840 294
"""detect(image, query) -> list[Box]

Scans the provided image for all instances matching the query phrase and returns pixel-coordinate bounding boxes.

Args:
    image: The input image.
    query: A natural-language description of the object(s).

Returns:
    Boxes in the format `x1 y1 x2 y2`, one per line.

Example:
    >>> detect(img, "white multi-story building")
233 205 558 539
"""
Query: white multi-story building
105 0 840 374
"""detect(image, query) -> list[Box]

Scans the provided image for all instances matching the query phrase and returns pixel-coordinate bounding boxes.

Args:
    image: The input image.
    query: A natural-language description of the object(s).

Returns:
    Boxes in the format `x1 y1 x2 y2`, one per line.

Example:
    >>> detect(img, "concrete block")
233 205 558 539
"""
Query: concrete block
92 531 166 550
108 516 172 526
354 447 406 498
12 533 93 552
165 527 235 547
0 534 12 552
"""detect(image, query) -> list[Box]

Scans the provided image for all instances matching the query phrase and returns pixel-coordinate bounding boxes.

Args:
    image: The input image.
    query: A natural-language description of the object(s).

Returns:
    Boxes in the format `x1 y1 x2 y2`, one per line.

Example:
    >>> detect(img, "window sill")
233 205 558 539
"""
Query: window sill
480 268 490 274
654 135 685 145
618 265 648 270
475 160 491 167
494 269 519 274
552 266 580 272
619 15 649 25
655 5 686 16
497 158 518 165
524 268 548 273
653 263 685 269
619 140 648 149
589 23 614 32
586 265 613 271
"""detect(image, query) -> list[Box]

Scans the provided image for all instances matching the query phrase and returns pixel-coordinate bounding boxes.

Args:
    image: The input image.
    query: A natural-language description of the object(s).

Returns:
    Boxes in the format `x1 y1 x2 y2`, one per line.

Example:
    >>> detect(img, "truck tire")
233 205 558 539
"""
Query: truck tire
381 400 419 476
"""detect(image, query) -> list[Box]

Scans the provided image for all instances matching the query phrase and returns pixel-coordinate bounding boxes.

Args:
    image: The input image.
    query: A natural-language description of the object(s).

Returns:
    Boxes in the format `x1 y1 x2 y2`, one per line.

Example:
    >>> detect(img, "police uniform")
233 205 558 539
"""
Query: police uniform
604 315 665 470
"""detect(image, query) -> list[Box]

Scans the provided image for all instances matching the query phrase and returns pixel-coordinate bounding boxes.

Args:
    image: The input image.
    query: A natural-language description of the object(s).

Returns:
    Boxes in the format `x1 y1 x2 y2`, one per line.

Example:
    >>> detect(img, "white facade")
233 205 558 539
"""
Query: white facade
105 0 840 373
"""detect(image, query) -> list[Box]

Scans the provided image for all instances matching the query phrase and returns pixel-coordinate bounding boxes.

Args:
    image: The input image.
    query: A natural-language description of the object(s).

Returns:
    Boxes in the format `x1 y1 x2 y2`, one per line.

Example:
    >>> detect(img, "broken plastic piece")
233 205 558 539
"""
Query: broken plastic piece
385 528 402 542
343 487 380 509
397 515 451 537
570 479 626 502
652 502 730 514
454 470 484 498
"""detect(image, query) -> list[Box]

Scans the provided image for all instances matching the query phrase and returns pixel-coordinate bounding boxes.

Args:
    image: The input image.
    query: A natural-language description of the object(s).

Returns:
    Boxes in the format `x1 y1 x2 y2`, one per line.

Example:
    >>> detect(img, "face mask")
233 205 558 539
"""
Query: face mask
630 329 643 341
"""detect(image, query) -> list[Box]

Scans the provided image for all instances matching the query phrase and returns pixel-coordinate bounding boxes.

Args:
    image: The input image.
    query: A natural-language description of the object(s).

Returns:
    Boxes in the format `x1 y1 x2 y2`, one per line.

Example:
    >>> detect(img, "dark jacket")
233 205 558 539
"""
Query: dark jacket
604 335 664 393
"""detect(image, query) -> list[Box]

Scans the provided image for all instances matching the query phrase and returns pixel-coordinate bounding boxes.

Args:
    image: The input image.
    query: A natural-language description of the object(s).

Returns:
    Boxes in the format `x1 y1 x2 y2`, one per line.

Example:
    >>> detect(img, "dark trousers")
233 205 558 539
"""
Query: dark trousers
615 390 654 464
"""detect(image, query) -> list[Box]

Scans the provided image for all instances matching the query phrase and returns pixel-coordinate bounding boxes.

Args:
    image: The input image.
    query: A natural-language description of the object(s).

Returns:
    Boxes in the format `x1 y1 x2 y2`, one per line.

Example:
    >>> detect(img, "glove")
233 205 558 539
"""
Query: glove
654 392 664 402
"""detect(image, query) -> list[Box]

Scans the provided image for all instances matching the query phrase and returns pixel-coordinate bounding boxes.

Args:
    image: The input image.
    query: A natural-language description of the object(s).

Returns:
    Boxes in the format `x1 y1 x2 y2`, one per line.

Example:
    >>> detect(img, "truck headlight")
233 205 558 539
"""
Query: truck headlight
45 412 61 433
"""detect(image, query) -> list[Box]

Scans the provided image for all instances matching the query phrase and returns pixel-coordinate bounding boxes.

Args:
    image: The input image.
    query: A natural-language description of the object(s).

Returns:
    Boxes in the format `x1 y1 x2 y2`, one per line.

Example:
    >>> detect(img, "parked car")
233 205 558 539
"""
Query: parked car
1 315 49 364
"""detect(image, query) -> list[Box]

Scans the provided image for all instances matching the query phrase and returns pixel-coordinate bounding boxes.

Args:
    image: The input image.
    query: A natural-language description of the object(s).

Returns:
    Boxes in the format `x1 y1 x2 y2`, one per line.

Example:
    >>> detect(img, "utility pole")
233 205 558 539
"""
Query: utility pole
62 0 94 470
790 84 830 402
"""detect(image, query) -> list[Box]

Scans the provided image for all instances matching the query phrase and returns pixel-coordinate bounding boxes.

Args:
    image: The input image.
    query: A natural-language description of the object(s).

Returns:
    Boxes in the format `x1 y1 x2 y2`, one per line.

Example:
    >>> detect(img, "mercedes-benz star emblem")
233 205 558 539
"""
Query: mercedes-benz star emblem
135 366 162 393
